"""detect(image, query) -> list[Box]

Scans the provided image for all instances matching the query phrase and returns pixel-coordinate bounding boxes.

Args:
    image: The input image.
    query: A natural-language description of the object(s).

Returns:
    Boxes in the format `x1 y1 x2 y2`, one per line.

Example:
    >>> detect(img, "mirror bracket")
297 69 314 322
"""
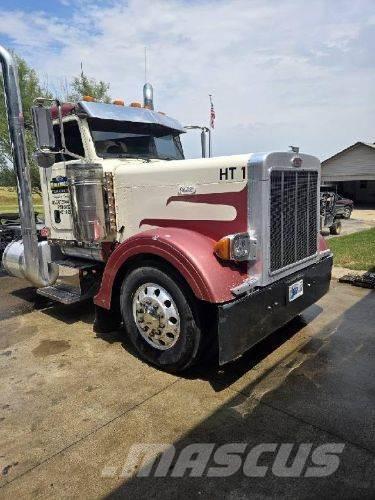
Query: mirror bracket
32 97 85 164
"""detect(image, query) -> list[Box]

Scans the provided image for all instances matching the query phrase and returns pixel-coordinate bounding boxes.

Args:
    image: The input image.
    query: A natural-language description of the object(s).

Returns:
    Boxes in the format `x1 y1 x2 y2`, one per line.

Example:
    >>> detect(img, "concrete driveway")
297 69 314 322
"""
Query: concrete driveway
0 271 374 498
352 207 375 222
326 208 375 238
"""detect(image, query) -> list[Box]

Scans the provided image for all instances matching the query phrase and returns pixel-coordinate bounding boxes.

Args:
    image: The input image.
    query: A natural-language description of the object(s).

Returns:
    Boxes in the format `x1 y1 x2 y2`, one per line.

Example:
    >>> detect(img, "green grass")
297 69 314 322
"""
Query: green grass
0 186 43 214
329 227 375 272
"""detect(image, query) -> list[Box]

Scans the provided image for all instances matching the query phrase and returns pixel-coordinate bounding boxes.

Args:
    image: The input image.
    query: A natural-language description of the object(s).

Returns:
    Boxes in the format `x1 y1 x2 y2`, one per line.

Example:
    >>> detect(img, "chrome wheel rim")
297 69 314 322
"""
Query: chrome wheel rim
132 282 181 350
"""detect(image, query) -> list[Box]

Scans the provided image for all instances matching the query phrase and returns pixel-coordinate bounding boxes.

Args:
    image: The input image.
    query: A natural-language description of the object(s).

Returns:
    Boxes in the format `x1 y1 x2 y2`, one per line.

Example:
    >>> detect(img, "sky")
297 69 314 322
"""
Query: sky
0 0 374 160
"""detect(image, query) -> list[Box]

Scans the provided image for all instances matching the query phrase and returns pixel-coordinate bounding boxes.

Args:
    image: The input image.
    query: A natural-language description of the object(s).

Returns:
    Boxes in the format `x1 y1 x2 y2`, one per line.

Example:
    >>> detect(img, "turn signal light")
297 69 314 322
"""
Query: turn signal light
214 236 231 260
130 101 142 108
214 233 254 262
82 95 95 102
113 99 125 106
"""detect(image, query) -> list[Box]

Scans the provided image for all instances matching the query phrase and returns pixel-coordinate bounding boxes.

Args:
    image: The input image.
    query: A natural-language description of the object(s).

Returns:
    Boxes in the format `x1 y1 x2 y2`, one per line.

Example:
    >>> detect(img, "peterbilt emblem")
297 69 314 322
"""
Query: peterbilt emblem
291 156 303 168
178 185 196 196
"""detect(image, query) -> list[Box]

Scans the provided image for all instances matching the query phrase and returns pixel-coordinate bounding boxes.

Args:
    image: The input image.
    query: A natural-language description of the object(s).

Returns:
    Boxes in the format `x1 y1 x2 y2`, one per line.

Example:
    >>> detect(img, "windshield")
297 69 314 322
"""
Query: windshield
89 120 184 160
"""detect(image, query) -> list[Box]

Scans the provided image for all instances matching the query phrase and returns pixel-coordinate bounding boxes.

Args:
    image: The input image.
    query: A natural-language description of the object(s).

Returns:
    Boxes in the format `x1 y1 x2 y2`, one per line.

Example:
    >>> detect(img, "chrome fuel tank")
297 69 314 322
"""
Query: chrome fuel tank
67 163 107 243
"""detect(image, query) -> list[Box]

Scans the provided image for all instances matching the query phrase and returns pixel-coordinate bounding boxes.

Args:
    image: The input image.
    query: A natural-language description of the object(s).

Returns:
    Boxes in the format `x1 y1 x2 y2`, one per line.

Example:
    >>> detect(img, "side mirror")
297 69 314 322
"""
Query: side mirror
34 151 55 169
31 106 55 150
184 125 212 158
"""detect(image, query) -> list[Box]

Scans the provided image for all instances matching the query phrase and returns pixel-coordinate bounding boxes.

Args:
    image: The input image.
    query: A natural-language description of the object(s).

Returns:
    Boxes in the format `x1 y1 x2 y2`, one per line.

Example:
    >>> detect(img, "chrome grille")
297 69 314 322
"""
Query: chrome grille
270 169 318 273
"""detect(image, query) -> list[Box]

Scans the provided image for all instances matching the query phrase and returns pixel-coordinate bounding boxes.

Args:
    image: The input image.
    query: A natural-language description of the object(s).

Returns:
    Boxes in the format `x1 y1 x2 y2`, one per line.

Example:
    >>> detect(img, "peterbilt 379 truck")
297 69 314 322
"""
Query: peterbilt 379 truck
0 46 332 372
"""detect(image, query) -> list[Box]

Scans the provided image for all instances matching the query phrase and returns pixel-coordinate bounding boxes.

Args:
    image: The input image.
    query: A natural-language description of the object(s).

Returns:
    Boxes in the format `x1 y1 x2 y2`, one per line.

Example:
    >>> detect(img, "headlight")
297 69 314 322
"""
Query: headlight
232 233 251 260
214 232 256 262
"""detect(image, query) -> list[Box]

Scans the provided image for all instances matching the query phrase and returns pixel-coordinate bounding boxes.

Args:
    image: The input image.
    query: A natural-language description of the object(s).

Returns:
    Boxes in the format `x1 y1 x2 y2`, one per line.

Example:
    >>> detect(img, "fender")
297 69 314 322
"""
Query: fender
94 228 248 309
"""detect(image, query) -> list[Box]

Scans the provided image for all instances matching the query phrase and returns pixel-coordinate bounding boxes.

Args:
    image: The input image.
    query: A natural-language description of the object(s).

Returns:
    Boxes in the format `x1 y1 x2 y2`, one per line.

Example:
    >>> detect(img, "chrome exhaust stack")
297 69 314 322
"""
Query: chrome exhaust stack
0 45 57 287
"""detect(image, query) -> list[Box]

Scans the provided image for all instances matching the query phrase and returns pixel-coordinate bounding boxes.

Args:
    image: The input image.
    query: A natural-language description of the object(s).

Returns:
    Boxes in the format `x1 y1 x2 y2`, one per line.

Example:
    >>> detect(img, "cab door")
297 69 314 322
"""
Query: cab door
42 119 86 241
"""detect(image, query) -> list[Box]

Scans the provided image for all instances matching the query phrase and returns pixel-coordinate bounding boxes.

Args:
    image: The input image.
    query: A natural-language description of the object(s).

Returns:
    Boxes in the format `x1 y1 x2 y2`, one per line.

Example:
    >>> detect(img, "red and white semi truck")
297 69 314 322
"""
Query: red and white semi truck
0 46 332 372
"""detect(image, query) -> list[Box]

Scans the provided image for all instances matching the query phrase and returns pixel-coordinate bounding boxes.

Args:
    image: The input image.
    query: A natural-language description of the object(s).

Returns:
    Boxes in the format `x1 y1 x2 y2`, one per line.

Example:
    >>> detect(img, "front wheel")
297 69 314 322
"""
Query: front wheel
120 265 203 372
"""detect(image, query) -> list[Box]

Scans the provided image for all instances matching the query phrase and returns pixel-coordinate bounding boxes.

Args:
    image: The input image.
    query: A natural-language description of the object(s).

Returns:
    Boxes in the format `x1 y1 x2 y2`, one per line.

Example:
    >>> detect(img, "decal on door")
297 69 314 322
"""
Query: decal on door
50 175 68 194
50 176 71 216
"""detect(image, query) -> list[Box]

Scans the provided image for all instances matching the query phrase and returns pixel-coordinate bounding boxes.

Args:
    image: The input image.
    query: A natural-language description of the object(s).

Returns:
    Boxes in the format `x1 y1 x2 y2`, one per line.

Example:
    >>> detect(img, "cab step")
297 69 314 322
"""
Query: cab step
37 261 101 304
37 283 90 305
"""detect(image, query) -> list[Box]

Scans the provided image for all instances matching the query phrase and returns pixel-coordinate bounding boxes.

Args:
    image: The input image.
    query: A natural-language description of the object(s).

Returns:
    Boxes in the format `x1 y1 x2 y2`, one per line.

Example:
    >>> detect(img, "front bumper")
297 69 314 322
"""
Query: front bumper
218 255 333 365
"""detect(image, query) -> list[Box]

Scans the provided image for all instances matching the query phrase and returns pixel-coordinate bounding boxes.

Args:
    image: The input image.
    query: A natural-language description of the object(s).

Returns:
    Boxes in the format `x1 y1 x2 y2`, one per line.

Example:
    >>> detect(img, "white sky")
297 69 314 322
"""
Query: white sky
0 0 374 160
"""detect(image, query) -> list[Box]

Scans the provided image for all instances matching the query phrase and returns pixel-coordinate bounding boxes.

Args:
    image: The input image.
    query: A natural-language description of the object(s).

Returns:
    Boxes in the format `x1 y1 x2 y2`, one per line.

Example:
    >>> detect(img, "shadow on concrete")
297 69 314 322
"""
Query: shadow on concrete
190 306 323 391
104 290 375 498
0 268 97 326
40 300 95 326
0 270 52 321
10 287 51 307
0 270 94 325
97 303 323 393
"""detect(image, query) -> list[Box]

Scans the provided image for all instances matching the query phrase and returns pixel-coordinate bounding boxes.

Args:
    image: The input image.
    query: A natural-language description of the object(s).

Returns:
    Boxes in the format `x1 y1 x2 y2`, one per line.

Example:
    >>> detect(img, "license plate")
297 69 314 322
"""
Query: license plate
288 279 304 302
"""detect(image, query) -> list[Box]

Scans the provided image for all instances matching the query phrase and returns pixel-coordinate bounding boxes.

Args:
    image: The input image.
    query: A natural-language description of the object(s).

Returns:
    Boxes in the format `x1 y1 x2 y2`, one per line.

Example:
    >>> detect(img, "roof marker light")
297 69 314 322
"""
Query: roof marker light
82 95 95 102
130 101 142 108
113 99 125 106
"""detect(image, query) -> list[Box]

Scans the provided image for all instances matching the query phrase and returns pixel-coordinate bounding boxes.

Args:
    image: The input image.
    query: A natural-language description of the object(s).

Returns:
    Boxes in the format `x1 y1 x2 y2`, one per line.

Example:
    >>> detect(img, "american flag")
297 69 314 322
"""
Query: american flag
209 94 215 129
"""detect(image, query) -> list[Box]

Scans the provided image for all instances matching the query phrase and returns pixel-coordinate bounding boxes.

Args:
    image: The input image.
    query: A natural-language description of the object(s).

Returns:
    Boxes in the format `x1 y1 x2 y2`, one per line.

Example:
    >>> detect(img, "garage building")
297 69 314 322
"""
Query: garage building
321 141 375 205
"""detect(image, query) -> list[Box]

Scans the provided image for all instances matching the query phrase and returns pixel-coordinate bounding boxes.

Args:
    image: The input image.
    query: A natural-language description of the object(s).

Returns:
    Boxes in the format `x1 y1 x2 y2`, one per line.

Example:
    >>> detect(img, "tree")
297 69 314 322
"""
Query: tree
0 51 111 191
66 70 111 103
0 52 50 190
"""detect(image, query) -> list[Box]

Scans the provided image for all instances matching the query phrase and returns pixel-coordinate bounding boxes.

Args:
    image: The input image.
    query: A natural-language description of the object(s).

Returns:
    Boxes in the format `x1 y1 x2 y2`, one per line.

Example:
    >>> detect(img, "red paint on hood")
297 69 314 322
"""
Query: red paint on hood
140 186 248 241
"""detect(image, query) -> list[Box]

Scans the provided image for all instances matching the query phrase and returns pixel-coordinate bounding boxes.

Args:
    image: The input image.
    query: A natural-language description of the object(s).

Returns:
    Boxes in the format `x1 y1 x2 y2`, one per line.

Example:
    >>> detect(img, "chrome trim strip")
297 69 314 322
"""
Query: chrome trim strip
269 252 318 276
231 277 259 296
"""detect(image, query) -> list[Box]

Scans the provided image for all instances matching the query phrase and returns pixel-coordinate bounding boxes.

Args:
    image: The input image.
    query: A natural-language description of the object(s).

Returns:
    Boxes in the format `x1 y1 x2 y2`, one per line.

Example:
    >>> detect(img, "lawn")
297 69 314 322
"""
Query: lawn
328 227 375 272
0 186 43 214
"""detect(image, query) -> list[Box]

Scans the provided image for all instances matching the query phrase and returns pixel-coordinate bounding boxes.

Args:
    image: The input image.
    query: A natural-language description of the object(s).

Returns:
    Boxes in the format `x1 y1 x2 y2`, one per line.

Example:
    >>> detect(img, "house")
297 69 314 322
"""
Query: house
321 142 375 204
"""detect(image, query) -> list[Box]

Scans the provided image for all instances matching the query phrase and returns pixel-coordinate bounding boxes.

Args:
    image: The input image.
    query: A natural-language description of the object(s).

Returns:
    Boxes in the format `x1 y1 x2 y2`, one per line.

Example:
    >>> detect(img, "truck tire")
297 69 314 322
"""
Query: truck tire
330 220 342 235
120 265 203 373
343 206 352 219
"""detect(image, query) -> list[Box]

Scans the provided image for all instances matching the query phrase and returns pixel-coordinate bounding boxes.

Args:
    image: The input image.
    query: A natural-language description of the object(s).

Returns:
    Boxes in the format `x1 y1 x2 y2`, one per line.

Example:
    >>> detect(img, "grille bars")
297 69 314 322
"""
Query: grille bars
270 170 318 273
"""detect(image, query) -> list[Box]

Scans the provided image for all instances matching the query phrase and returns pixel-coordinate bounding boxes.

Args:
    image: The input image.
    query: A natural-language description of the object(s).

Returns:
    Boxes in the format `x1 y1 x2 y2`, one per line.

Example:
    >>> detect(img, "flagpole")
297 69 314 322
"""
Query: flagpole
209 94 213 157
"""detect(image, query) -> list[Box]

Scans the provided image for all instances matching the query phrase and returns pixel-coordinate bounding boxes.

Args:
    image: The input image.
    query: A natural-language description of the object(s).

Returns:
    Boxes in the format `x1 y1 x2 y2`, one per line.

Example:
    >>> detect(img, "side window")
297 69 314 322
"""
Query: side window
174 135 184 159
53 121 85 162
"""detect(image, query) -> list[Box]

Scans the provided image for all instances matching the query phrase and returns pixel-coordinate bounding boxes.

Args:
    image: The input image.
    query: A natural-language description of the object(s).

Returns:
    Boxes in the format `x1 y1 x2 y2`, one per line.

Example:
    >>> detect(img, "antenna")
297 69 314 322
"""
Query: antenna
144 46 148 83
143 47 154 109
